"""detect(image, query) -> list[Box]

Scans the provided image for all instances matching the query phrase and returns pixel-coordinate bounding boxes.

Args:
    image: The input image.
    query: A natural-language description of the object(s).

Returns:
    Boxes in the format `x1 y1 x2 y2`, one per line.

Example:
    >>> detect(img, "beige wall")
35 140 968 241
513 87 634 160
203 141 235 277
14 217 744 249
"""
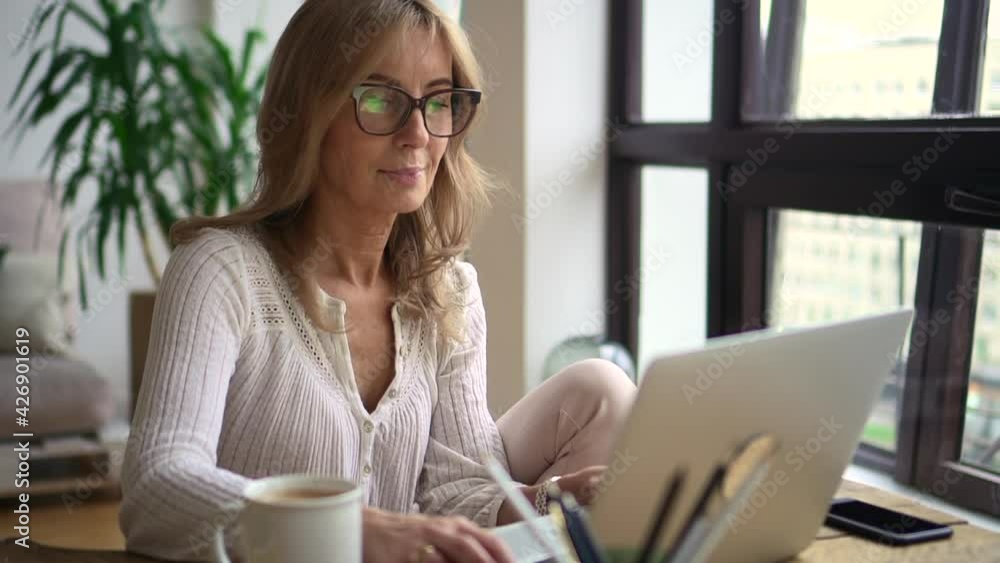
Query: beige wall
462 0 528 415
464 0 609 415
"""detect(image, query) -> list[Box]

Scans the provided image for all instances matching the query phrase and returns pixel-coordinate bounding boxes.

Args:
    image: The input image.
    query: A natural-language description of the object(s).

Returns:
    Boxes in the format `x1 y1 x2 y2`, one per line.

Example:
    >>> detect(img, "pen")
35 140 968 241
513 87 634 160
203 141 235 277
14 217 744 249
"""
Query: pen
664 433 781 563
681 460 772 563
550 485 607 563
484 456 575 563
635 469 686 563
660 463 728 563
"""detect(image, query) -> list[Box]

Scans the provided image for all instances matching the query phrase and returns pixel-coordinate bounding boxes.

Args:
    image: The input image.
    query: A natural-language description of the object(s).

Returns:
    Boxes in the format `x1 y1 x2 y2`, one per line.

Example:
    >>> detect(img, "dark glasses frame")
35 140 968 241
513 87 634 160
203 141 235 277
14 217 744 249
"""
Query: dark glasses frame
350 82 483 138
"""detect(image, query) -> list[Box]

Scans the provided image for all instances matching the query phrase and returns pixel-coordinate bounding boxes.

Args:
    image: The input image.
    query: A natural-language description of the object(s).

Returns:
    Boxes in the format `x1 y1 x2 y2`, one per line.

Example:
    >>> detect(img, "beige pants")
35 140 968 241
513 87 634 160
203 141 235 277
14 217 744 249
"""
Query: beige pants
497 359 638 486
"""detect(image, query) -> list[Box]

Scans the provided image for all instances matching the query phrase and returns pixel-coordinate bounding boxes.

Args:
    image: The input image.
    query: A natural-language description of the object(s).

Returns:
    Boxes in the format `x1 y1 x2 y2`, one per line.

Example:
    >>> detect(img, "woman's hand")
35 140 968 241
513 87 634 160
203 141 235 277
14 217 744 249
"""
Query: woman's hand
497 465 608 525
551 464 607 506
363 507 516 563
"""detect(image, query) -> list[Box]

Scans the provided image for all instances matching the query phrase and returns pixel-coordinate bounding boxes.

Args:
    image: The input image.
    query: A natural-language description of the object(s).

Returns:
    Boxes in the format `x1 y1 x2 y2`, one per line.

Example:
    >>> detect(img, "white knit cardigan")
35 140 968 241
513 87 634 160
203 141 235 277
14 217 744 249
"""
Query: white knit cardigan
119 226 511 561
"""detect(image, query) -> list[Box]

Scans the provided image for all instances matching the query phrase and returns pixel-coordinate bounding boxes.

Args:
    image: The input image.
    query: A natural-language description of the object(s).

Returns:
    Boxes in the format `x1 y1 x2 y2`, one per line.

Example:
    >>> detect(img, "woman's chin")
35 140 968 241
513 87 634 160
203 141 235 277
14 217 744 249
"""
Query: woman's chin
380 180 430 213
385 191 428 215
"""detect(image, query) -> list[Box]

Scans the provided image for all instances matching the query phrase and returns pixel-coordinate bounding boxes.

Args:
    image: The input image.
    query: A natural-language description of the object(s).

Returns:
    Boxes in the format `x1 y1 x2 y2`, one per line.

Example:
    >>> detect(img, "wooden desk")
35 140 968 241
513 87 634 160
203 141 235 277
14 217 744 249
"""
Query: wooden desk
793 481 1000 562
1 480 997 562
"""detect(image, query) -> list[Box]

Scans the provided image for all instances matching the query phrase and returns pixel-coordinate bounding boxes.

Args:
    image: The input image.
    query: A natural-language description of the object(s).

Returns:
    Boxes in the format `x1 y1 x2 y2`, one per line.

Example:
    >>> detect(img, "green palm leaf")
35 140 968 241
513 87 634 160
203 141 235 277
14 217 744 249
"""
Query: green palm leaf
238 29 265 85
94 173 115 279
8 45 47 109
9 0 266 306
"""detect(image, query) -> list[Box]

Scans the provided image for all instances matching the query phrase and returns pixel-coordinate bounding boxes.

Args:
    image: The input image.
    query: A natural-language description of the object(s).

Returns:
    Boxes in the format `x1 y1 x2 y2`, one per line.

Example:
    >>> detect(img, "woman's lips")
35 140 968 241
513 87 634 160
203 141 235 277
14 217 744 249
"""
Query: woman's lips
380 167 424 186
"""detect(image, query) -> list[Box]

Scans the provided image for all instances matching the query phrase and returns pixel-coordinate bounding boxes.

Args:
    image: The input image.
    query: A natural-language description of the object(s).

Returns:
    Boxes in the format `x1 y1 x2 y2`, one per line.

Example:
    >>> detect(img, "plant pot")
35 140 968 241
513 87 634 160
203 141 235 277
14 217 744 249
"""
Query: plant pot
129 291 157 421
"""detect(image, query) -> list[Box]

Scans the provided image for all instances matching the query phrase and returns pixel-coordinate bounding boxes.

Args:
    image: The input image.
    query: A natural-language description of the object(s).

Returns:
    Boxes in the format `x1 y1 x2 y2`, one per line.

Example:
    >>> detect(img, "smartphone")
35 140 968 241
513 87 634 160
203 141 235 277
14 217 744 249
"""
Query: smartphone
825 497 953 546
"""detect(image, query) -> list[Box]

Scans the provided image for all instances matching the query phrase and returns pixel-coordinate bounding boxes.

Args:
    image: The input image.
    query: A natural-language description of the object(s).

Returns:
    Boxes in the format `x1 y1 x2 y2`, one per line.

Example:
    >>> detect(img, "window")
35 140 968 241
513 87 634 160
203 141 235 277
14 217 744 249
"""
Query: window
608 0 1000 516
748 0 945 121
964 231 1000 473
771 211 921 452
637 167 709 375
980 15 1000 114
641 0 713 121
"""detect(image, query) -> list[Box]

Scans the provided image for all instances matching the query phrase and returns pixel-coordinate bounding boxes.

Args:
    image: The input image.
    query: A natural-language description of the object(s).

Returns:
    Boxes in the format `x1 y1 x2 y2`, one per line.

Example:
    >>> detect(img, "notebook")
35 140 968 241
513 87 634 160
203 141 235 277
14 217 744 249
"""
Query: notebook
493 516 566 563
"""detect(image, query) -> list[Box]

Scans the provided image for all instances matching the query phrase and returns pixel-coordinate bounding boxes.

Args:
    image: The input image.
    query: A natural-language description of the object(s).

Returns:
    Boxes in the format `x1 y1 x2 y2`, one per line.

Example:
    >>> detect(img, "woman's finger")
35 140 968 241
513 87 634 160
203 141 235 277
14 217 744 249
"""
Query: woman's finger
567 465 608 504
453 517 517 563
425 518 496 563
409 542 449 563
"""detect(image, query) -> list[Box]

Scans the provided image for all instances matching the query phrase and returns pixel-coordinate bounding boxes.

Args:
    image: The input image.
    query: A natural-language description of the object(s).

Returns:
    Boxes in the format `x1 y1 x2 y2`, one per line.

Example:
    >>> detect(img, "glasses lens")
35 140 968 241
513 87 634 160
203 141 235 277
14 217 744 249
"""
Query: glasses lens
356 86 409 134
425 91 477 137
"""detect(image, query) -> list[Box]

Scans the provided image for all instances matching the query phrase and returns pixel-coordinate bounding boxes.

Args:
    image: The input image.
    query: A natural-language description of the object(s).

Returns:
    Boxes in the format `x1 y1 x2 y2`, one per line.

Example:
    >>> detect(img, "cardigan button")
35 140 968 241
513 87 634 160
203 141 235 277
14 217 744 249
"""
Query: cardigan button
363 420 374 433
387 389 398 399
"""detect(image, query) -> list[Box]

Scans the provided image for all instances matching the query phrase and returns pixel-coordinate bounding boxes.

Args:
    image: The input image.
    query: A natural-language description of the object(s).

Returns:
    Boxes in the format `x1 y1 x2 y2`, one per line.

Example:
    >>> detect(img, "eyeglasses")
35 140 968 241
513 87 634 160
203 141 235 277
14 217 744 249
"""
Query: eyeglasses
351 83 482 138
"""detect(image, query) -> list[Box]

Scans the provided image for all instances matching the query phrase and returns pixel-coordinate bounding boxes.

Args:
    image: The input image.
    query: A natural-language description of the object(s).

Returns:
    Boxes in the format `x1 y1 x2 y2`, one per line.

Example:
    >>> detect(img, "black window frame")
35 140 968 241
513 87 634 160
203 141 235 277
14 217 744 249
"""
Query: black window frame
607 0 1000 517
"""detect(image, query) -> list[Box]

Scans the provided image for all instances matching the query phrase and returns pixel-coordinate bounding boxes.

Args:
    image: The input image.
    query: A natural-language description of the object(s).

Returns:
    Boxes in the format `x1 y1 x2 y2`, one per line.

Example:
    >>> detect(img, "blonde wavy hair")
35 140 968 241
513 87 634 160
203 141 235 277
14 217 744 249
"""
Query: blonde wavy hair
171 0 495 344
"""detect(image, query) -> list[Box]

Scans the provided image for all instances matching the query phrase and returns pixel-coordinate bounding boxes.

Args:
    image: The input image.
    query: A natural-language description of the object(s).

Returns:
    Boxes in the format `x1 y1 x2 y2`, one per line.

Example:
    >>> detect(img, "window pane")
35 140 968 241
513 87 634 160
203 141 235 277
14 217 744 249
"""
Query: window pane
638 167 708 376
642 0 712 122
747 0 944 120
962 231 1000 474
978 4 1000 116
769 210 922 452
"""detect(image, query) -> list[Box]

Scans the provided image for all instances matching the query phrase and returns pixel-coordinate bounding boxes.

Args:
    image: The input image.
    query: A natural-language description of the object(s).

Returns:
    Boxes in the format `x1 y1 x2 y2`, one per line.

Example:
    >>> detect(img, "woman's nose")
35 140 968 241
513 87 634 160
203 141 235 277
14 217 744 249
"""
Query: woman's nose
395 106 430 147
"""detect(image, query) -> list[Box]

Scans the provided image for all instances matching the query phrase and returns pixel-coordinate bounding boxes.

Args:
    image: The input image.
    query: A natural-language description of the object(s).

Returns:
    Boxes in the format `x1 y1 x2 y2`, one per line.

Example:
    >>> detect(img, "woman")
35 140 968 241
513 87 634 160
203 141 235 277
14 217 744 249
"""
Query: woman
119 1 636 562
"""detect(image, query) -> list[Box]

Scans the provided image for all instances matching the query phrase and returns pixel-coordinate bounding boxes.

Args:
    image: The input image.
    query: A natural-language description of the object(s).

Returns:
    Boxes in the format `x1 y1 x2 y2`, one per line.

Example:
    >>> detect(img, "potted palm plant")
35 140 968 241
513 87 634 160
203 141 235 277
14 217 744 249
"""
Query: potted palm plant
8 0 268 416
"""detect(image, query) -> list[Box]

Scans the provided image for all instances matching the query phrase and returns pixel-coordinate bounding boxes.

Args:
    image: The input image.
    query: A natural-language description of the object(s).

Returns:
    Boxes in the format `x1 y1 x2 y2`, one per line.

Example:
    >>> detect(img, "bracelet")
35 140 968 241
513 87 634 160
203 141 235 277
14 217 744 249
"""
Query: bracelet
534 476 561 515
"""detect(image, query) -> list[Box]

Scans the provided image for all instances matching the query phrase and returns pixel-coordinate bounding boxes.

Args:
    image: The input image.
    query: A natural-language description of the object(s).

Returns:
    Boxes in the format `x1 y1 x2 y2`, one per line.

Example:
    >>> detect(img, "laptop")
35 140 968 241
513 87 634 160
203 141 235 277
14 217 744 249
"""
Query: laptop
496 309 914 563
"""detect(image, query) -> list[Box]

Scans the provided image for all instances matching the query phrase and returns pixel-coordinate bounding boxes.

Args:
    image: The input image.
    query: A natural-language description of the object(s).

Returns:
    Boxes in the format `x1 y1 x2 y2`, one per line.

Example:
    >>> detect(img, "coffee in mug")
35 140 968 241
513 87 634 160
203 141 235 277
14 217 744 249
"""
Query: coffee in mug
254 487 344 503
211 475 363 563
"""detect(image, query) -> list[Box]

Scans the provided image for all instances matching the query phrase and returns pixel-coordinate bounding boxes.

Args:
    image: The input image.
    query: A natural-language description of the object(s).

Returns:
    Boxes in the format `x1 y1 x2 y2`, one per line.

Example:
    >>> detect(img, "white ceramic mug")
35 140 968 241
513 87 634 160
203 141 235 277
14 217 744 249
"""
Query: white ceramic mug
212 474 363 563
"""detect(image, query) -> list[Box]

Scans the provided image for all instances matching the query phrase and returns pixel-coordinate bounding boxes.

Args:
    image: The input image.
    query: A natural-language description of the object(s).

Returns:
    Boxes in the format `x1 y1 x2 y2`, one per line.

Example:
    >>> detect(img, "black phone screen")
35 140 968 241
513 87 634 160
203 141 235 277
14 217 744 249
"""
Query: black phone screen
828 499 948 534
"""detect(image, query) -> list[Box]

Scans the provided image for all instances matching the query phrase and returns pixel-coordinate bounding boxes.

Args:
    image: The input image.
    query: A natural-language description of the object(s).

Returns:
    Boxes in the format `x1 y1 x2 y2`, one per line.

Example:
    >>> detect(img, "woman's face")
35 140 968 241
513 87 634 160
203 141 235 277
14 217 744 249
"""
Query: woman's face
319 28 452 217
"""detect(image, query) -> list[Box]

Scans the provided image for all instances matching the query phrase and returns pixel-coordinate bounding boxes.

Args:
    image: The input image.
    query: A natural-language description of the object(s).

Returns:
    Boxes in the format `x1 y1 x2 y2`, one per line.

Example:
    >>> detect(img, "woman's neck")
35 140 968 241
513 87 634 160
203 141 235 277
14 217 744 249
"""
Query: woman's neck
300 194 396 290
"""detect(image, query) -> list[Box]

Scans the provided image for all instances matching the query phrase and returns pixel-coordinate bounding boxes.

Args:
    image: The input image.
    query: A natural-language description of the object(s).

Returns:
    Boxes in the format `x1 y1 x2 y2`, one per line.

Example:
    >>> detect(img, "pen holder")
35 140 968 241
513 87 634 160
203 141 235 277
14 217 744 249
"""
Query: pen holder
605 548 661 563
